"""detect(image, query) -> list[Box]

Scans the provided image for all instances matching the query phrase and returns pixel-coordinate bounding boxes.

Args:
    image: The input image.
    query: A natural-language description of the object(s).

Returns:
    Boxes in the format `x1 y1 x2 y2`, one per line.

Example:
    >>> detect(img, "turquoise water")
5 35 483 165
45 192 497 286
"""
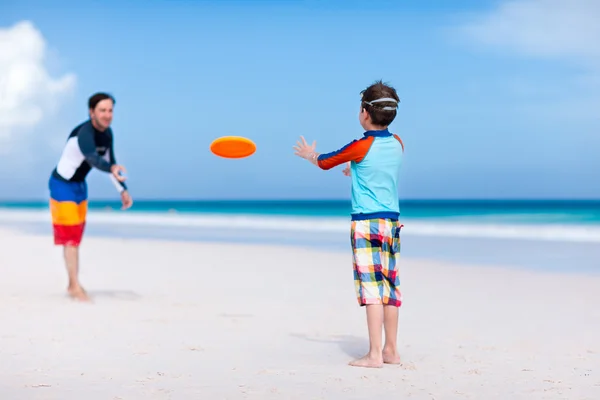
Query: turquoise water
2 199 600 272
2 199 600 244
2 199 600 225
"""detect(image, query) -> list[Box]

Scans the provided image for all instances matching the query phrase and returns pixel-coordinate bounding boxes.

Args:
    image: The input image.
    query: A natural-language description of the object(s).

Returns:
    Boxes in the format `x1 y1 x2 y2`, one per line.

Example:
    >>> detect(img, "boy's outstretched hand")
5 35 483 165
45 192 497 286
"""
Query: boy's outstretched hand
293 136 316 158
293 136 319 165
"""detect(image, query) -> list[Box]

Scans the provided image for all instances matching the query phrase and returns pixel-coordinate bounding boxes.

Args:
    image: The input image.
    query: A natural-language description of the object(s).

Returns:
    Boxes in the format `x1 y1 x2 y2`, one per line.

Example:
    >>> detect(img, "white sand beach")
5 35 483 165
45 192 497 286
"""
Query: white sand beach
0 226 599 399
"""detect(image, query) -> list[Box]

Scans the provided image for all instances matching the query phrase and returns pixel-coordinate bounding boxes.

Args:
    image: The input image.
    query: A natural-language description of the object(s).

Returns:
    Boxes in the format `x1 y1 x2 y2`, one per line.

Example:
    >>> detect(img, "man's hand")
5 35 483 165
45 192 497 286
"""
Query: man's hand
111 164 127 182
343 162 351 176
120 190 133 210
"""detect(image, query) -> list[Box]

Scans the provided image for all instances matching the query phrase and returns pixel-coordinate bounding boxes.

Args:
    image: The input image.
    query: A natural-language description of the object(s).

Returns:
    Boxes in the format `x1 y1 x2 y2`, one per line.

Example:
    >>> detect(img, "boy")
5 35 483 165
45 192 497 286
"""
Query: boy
293 80 404 368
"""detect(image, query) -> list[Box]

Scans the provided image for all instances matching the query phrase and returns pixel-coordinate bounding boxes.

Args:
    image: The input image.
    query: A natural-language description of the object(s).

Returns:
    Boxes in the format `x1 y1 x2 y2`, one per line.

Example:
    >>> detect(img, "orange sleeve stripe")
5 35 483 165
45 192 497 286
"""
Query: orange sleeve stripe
317 136 374 170
393 134 404 151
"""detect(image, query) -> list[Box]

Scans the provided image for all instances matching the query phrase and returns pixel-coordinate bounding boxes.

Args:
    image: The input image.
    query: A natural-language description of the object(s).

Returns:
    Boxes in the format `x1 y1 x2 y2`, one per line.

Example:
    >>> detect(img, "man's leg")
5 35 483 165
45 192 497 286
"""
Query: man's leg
64 197 88 301
49 177 89 302
64 244 89 301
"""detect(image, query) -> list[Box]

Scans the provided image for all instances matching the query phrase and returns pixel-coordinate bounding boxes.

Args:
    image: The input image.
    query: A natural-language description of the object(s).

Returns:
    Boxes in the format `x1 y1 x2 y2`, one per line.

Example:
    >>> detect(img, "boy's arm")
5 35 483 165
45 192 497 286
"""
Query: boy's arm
315 137 374 170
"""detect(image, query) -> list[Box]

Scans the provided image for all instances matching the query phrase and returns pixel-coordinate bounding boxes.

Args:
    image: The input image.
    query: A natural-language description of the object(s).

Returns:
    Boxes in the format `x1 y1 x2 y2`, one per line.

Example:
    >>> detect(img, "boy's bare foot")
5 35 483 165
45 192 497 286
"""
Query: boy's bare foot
349 354 383 368
68 285 90 302
382 349 401 364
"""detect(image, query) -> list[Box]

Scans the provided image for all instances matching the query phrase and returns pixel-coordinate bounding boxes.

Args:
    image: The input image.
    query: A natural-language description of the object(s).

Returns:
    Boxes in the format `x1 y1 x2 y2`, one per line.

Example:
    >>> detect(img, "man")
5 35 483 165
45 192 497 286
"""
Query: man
48 92 133 302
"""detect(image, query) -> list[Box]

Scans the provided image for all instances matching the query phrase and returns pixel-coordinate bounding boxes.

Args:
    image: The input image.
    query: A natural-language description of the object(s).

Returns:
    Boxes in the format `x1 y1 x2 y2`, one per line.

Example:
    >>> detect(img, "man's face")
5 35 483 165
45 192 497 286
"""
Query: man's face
90 99 114 130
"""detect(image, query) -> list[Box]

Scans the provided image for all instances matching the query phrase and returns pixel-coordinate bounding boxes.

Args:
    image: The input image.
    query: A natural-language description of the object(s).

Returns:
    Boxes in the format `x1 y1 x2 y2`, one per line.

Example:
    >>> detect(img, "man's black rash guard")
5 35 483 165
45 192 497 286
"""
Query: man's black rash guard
51 120 128 192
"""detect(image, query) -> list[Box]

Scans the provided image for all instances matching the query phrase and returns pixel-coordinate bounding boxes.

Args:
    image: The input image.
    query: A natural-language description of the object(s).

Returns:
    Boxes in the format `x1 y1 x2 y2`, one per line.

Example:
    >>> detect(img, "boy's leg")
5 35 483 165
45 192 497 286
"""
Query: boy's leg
349 304 384 368
349 219 386 368
382 220 403 363
383 306 401 363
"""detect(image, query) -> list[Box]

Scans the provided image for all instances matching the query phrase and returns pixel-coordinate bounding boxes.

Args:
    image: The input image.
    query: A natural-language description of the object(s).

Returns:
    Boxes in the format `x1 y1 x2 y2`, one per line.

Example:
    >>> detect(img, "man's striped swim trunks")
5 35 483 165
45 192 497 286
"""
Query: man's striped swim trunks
351 218 403 307
48 175 88 246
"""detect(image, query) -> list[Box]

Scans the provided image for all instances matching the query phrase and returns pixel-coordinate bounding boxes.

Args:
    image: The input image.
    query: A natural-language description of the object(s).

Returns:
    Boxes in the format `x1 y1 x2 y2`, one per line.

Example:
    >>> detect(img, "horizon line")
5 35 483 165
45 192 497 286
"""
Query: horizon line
1 198 600 203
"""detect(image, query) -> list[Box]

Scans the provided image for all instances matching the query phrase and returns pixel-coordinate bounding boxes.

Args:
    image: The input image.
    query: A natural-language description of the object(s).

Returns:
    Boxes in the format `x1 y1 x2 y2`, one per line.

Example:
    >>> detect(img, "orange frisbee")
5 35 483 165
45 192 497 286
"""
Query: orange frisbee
210 136 256 159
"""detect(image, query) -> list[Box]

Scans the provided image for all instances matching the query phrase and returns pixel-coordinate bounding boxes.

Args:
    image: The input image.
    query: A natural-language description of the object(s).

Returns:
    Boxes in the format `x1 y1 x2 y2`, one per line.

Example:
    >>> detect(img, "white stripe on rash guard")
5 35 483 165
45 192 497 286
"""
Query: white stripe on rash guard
55 137 86 179
109 175 125 193
103 152 125 193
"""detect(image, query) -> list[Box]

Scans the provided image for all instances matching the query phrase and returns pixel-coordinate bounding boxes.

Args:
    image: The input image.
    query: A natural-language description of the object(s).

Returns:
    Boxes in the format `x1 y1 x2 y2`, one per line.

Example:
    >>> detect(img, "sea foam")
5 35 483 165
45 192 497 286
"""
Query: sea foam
1 209 600 243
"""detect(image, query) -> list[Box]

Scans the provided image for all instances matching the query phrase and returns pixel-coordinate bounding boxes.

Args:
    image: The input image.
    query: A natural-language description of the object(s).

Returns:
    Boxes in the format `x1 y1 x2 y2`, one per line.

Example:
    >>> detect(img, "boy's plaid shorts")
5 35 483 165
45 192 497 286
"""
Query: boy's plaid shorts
351 218 403 307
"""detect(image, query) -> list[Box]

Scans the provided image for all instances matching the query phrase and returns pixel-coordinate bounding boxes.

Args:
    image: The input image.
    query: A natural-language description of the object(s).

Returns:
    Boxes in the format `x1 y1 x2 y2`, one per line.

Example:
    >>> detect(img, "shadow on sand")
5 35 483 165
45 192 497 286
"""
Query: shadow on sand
86 290 141 301
290 332 368 358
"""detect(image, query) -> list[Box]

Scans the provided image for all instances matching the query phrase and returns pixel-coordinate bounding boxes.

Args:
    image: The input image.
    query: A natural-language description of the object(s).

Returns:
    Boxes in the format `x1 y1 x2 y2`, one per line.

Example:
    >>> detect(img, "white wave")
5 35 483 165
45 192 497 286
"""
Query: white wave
1 209 600 243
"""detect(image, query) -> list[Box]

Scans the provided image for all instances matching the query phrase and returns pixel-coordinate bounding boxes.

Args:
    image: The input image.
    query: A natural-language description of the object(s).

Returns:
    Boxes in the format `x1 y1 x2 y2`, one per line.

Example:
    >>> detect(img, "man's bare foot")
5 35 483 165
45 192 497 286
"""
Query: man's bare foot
383 349 401 364
348 354 383 368
67 286 90 302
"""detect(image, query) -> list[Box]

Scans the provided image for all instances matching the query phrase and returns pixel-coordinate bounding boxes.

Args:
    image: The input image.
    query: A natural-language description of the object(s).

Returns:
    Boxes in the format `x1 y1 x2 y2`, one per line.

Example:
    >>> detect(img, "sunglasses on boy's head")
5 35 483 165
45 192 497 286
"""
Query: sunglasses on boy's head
361 97 400 111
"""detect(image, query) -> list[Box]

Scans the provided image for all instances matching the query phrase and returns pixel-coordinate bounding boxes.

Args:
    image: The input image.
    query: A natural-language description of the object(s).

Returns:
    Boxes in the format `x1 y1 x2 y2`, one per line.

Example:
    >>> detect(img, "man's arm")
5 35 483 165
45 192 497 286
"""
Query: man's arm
107 134 128 193
77 123 113 172
316 136 374 170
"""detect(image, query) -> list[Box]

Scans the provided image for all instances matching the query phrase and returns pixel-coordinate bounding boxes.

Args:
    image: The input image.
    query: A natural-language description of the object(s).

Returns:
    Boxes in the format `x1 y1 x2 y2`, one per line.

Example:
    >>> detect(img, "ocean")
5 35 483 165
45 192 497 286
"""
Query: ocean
1 199 599 273
1 198 600 236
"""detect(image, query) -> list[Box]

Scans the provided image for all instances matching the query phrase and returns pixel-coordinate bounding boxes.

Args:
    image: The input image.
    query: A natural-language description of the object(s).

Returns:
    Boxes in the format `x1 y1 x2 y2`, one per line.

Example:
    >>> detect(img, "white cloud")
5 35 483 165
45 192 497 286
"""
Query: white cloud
459 0 600 72
454 0 600 124
0 21 76 151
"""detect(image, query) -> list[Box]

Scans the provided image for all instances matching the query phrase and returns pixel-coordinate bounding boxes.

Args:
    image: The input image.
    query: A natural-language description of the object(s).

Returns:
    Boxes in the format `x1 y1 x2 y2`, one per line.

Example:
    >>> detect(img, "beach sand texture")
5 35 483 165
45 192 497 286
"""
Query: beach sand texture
0 227 599 399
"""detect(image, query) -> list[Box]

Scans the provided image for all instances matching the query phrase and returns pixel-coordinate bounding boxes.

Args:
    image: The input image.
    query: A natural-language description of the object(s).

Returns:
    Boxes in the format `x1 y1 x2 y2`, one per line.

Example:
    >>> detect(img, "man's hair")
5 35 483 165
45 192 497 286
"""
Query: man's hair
88 92 116 110
360 80 400 127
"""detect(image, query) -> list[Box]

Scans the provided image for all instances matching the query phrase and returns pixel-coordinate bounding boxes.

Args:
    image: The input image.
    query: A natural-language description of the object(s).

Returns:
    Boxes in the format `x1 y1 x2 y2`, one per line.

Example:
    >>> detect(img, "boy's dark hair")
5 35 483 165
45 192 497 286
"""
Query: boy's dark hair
360 80 400 127
88 92 115 110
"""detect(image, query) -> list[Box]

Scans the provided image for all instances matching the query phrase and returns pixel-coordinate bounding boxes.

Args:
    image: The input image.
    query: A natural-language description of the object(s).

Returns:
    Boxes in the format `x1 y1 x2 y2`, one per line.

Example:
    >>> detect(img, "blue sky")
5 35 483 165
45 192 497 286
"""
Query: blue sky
1 0 598 200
